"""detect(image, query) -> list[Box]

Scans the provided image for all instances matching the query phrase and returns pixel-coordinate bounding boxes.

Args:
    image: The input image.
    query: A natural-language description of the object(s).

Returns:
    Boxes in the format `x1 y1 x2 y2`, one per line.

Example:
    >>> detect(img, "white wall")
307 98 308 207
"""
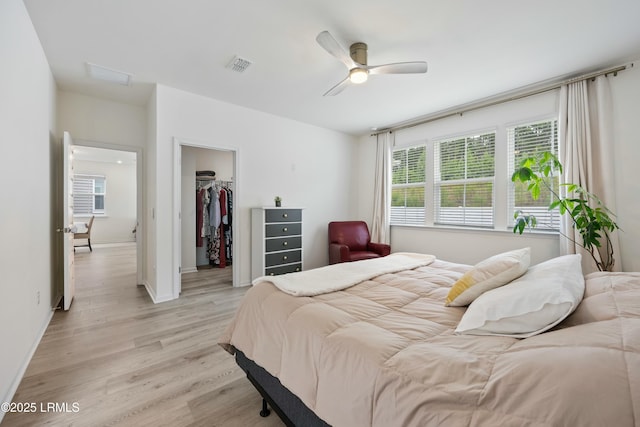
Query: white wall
145 89 157 297
610 63 640 272
0 0 57 417
150 84 357 300
356 67 640 271
73 159 137 244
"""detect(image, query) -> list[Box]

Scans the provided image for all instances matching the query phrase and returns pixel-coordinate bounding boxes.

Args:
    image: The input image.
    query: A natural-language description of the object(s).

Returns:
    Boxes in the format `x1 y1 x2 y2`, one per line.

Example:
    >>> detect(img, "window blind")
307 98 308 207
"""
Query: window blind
507 119 559 230
73 175 105 215
391 146 426 225
434 133 495 227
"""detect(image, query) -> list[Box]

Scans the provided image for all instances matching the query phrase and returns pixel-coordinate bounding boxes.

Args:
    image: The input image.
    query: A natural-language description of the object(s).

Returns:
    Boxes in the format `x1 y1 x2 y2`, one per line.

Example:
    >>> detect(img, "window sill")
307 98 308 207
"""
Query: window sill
391 223 559 239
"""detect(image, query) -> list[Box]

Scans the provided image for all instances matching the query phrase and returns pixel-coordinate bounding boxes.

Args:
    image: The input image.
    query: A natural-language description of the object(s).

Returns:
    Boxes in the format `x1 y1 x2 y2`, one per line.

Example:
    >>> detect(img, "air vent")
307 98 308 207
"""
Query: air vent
86 62 132 86
226 56 252 73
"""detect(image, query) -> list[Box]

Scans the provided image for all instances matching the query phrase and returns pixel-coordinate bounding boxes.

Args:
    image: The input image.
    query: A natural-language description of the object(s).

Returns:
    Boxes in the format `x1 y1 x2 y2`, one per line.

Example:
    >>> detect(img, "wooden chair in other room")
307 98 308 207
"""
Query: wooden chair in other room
74 215 95 252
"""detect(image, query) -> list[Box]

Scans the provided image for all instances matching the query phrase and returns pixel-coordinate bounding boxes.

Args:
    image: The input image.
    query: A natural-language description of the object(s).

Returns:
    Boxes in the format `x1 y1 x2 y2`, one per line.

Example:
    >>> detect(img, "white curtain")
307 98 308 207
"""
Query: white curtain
558 76 621 272
371 131 393 244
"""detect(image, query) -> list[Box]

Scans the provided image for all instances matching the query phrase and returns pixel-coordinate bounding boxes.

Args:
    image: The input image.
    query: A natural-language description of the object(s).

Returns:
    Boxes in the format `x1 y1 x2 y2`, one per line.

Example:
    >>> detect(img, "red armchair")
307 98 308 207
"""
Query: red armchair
328 221 391 264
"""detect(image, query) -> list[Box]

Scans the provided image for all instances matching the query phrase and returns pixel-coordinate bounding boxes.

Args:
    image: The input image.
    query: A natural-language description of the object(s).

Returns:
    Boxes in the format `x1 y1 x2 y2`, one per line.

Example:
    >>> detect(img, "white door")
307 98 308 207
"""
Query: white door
61 131 75 310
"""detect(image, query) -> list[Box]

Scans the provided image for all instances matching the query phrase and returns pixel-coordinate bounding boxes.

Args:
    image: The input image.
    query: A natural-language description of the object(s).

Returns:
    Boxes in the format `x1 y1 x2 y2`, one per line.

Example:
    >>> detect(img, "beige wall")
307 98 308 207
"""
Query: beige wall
57 91 147 149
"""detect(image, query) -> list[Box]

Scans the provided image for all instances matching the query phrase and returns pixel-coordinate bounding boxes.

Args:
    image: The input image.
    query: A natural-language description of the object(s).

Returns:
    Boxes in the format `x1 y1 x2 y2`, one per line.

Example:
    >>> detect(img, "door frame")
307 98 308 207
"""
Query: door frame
74 139 144 285
172 137 240 298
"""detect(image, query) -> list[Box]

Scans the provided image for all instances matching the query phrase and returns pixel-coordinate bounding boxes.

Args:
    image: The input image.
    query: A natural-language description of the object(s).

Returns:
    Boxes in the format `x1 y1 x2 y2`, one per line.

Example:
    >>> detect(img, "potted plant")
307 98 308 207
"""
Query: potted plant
511 151 620 271
274 196 282 207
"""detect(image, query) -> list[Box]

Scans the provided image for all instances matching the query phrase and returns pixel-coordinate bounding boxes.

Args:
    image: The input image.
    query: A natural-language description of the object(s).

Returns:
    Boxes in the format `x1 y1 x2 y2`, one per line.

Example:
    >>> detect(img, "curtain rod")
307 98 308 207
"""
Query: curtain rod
372 62 633 136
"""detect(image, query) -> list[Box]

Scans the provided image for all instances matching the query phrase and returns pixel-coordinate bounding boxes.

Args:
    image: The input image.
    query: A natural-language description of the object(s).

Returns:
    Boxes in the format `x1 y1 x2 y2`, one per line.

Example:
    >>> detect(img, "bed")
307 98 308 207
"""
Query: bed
219 252 640 426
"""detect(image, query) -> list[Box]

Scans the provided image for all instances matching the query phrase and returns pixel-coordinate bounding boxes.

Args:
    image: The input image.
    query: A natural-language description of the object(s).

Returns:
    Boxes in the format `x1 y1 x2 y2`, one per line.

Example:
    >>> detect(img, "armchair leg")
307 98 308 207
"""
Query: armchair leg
88 239 92 252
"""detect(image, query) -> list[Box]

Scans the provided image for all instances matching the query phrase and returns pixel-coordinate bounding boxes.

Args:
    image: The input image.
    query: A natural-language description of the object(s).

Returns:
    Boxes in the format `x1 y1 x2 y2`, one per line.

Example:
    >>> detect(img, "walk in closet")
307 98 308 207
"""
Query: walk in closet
180 146 234 274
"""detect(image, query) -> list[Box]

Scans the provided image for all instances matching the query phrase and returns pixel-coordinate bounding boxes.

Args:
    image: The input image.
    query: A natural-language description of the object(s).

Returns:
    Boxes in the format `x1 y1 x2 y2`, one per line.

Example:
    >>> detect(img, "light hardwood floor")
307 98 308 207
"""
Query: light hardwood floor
3 244 284 427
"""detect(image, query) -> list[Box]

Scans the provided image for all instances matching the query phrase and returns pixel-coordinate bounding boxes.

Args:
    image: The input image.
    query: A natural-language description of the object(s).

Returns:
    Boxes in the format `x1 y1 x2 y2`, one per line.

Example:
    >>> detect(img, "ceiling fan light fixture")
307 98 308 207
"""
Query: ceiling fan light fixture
349 68 368 84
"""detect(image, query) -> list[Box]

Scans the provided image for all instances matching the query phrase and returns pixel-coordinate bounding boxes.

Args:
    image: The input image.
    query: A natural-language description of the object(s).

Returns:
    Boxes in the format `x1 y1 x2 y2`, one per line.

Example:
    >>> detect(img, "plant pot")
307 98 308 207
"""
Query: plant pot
275 201 281 207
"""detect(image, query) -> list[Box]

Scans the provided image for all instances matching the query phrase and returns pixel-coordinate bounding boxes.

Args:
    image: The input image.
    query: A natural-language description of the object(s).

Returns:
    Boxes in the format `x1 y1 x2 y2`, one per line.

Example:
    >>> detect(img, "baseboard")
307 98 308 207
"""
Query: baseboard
93 242 136 248
0 308 54 424
181 267 198 274
93 238 136 245
142 280 174 304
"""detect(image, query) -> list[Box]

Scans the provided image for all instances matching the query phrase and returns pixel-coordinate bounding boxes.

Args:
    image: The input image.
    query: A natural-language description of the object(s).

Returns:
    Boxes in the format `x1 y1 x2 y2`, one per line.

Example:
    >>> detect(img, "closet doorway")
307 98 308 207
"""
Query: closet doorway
173 140 238 297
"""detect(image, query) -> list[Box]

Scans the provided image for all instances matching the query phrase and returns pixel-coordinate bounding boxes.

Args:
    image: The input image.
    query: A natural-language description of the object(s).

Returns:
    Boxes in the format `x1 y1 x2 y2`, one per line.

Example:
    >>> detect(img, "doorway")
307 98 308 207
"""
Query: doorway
173 139 239 297
72 141 143 285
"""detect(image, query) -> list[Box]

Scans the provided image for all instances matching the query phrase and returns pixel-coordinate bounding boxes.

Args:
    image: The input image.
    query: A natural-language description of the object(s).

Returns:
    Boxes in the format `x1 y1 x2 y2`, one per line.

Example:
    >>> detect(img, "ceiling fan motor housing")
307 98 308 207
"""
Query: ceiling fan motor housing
350 42 368 65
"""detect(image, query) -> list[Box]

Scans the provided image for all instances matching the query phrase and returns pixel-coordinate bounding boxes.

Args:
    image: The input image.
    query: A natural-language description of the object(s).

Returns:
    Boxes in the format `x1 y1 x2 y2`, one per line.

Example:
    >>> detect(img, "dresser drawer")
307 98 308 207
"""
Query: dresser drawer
265 223 301 238
265 250 301 267
266 236 301 252
265 263 302 276
265 209 302 223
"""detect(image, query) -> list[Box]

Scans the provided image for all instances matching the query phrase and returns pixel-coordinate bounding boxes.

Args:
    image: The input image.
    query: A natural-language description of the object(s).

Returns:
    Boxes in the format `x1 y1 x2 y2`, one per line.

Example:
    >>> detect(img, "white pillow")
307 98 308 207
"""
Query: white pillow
455 254 585 338
445 248 530 307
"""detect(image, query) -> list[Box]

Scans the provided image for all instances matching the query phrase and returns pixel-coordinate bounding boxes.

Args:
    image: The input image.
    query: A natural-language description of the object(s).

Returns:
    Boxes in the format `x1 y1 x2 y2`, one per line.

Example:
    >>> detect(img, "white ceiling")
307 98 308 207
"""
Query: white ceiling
73 146 136 165
24 0 640 136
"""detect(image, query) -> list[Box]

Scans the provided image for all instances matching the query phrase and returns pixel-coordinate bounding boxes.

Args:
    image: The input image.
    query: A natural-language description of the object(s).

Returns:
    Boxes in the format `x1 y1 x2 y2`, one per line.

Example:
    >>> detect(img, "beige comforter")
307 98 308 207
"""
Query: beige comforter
219 260 640 427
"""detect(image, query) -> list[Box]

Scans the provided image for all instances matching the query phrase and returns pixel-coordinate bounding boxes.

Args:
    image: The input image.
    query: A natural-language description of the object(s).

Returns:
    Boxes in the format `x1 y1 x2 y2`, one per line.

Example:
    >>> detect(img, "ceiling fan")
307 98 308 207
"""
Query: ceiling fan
316 30 428 96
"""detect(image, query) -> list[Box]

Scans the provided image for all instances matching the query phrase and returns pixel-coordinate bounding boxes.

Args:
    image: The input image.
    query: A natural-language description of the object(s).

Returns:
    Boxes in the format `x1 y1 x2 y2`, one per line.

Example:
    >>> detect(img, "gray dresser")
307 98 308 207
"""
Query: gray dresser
251 207 304 279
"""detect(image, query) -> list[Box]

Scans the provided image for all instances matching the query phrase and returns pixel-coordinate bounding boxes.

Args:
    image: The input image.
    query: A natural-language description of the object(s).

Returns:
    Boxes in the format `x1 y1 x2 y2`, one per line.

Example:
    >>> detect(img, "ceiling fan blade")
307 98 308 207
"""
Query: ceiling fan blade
368 61 428 75
316 31 356 69
323 77 351 96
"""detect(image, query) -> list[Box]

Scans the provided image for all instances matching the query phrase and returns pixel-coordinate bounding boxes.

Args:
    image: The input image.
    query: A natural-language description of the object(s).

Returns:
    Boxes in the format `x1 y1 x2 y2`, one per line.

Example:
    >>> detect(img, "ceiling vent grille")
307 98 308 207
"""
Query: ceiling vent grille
226 56 252 73
86 62 132 86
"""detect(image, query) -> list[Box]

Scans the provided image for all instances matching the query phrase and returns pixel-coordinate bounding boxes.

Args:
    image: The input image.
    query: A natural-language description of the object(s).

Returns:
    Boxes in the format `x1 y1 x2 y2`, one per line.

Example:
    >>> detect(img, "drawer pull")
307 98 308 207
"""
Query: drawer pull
283 227 288 232
283 241 288 246
295 268 300 272
283 213 288 218
283 256 288 260
269 273 275 276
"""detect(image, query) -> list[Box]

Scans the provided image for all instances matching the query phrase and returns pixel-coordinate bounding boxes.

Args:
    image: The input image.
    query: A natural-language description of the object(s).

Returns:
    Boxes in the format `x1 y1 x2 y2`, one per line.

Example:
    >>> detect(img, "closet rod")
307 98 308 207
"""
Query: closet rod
372 62 632 136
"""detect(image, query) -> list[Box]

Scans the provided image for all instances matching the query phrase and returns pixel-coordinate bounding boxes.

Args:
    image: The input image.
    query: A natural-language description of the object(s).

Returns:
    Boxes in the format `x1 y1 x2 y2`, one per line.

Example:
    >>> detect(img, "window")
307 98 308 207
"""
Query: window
387 93 559 234
391 146 426 225
73 175 106 215
507 119 559 230
434 132 496 227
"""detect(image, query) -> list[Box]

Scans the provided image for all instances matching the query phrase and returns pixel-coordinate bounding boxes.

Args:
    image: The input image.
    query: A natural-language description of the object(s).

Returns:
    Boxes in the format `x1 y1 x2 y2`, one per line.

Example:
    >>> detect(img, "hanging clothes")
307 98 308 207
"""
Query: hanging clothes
196 187 206 247
224 188 233 264
197 178 232 268
201 188 211 240
218 188 227 268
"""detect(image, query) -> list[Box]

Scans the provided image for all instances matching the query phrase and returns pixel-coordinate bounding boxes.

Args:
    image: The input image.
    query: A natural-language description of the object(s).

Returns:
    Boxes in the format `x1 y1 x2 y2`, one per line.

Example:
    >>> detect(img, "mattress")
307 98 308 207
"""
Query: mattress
220 259 640 426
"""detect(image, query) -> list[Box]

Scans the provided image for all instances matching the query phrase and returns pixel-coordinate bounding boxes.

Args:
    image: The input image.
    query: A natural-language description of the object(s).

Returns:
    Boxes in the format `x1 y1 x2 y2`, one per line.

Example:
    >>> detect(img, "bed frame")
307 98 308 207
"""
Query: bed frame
235 350 330 427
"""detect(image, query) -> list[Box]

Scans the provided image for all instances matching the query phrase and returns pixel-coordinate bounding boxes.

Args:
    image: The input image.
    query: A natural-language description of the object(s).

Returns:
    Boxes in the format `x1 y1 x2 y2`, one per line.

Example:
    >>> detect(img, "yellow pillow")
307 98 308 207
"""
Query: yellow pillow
445 248 530 307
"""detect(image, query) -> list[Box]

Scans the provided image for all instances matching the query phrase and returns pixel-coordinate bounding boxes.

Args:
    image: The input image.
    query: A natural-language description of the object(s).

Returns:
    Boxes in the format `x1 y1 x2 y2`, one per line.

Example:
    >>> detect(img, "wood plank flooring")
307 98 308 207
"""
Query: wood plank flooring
3 244 284 427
